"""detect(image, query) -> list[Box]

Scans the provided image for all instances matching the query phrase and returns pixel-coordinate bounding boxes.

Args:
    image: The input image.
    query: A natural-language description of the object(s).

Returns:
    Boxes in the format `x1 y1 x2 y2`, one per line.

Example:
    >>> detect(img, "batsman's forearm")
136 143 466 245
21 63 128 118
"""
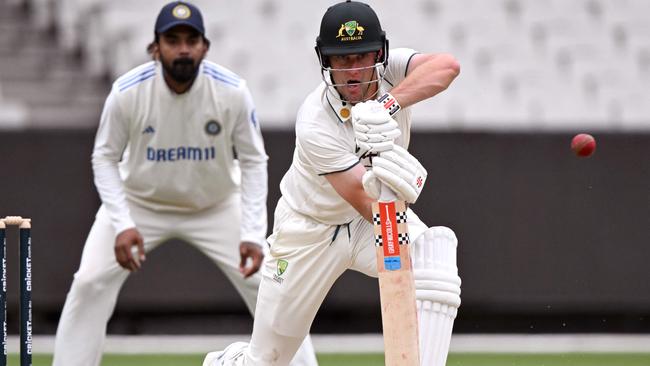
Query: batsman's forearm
355 198 375 223
389 53 460 109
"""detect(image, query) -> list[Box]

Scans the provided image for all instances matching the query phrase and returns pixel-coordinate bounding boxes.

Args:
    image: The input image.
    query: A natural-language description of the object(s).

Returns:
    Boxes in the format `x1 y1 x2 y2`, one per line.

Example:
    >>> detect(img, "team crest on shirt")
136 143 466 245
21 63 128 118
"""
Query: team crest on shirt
272 259 289 284
277 259 288 276
205 120 221 135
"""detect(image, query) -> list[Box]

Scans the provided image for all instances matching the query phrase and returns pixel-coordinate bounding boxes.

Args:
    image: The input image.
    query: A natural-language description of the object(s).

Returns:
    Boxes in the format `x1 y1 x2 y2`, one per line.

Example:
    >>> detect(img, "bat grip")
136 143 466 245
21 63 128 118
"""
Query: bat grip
379 183 397 202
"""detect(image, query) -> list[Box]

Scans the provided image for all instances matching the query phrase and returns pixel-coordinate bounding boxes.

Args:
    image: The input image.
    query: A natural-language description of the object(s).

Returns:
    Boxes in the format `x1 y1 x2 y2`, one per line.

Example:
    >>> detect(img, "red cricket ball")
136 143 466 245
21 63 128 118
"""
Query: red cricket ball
571 133 596 157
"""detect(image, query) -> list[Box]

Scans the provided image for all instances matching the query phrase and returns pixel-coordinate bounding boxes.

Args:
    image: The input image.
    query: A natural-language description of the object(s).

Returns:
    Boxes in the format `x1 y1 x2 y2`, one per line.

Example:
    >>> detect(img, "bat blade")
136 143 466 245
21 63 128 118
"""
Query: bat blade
373 194 420 366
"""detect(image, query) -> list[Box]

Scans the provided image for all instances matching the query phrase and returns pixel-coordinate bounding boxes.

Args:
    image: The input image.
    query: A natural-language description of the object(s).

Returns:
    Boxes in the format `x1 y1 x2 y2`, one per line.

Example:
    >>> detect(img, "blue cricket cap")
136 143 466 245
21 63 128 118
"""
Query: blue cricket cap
155 1 205 35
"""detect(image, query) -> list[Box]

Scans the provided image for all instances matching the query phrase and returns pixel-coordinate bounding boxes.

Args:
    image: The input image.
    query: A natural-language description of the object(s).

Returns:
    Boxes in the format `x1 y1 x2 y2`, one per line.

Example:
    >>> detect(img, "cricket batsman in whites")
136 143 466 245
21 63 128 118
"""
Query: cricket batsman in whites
205 1 461 365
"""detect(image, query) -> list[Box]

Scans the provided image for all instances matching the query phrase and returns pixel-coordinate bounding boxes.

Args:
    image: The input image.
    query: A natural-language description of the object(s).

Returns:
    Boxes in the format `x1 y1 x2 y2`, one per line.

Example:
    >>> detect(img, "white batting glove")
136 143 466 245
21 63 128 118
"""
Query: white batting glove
351 100 401 157
362 145 427 203
362 169 382 200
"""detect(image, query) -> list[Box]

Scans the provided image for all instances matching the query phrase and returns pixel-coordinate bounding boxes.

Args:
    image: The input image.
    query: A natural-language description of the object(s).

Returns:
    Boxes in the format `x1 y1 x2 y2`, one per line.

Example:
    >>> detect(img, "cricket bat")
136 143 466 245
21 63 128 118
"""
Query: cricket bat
372 184 420 365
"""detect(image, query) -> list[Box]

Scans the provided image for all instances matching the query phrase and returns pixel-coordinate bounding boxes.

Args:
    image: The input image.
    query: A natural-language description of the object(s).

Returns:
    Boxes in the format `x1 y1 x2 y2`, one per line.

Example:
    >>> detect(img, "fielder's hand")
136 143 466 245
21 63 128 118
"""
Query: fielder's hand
114 228 145 272
351 100 401 158
239 241 264 278
362 145 427 203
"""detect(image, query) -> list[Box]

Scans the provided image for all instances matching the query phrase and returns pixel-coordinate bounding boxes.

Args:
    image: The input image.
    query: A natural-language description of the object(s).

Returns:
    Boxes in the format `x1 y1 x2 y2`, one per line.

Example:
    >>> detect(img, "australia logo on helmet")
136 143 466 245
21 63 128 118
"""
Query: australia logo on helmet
205 120 221 136
336 20 365 42
172 4 191 19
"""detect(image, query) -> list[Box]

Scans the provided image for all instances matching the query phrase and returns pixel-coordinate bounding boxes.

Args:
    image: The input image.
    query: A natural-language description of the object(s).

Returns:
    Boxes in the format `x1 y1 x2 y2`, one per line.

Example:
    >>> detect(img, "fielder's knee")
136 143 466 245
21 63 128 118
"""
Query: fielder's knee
69 269 117 298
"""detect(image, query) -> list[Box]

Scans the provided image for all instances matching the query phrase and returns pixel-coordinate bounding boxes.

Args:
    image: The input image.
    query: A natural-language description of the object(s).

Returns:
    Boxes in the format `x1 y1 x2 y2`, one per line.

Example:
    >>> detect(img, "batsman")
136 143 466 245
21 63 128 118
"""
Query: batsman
205 1 461 365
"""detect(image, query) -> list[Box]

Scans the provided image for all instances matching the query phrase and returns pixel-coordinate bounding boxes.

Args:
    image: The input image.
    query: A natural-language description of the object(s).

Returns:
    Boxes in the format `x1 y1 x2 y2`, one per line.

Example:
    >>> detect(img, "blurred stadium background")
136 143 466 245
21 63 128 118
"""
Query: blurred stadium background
0 0 649 360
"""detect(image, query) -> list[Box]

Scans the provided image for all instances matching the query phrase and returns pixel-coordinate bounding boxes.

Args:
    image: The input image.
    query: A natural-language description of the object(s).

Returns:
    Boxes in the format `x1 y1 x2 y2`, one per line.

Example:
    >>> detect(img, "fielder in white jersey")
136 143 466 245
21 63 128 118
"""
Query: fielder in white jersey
205 1 462 365
52 2 317 366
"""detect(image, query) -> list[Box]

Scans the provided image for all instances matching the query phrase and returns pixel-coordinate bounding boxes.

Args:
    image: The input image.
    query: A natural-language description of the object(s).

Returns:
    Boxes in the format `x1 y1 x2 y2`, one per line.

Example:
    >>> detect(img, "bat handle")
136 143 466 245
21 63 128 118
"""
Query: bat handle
379 183 397 202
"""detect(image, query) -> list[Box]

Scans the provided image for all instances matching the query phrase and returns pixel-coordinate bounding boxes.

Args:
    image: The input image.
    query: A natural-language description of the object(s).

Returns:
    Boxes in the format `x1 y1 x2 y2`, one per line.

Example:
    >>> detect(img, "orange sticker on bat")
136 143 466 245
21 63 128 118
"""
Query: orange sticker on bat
378 202 400 258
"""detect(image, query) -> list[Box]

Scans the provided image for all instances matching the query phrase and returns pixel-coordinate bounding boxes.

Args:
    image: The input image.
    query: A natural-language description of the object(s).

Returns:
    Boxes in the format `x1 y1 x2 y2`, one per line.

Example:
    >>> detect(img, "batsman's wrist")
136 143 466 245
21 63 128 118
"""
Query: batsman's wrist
378 92 401 116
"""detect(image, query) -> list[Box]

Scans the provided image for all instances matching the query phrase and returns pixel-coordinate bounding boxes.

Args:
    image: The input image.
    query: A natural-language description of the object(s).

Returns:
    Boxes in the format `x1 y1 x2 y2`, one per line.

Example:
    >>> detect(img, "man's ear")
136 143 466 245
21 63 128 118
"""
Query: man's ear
147 41 160 60
201 39 210 58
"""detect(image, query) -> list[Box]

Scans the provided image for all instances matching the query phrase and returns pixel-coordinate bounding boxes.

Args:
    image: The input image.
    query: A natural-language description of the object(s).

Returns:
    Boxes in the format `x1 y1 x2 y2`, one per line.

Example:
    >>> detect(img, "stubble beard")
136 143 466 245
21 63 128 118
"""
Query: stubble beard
335 71 378 105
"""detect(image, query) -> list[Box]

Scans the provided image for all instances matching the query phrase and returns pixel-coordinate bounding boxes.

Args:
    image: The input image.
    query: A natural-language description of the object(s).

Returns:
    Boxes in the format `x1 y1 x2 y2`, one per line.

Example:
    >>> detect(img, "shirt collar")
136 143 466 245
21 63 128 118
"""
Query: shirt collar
323 81 387 125
324 87 352 124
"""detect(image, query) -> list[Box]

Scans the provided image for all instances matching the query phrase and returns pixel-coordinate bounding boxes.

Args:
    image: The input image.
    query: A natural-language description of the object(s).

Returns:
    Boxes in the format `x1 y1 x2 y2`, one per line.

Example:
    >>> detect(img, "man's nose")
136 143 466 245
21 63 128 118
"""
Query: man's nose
178 42 191 54
347 60 362 73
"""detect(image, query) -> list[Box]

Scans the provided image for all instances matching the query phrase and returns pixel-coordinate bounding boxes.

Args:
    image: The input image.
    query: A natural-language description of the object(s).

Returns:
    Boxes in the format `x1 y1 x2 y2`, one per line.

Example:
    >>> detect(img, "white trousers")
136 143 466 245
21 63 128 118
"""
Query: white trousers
52 195 316 366
245 198 428 365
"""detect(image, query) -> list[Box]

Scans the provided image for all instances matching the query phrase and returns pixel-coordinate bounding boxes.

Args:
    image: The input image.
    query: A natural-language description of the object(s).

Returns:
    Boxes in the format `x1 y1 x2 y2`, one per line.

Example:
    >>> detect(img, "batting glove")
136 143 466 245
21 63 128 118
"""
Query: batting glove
351 100 401 158
363 145 427 204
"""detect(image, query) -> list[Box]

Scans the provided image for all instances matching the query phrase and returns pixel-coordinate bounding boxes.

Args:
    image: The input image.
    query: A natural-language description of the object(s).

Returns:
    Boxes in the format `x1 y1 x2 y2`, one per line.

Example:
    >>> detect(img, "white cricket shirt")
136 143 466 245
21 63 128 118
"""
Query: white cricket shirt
280 48 417 225
92 60 268 244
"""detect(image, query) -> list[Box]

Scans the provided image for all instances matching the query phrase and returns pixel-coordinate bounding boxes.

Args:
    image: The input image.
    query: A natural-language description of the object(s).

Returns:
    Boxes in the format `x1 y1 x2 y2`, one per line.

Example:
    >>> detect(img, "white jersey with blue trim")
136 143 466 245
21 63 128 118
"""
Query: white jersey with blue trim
92 60 268 244
279 48 417 225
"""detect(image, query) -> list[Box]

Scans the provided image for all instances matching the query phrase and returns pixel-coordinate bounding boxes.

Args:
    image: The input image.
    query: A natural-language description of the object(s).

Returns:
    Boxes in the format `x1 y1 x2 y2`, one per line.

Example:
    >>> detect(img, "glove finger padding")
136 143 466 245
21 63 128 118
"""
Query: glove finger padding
362 170 381 200
355 119 400 134
373 165 418 203
351 100 391 124
355 130 401 143
351 100 401 157
371 145 427 203
357 140 394 154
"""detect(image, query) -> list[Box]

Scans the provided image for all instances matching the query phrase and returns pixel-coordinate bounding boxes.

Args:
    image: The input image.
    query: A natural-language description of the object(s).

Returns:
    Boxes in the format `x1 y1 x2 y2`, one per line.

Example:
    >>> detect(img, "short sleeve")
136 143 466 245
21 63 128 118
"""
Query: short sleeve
384 48 418 86
296 122 359 175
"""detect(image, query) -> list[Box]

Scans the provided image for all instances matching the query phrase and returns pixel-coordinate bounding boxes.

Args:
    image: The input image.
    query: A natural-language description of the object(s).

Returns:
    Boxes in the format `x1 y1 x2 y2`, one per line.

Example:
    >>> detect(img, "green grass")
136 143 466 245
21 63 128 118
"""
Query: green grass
12 354 205 365
13 353 650 365
447 353 650 366
317 353 385 365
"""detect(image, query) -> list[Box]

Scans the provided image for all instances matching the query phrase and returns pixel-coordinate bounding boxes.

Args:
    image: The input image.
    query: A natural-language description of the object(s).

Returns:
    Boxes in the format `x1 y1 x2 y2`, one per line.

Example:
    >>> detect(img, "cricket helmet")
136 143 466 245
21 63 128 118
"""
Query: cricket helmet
316 0 387 63
315 0 389 102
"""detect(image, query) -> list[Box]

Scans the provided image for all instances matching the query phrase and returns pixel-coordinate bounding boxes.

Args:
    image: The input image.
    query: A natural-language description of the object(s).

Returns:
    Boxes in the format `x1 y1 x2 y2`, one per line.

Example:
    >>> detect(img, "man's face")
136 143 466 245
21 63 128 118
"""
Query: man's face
156 26 208 84
328 51 379 104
